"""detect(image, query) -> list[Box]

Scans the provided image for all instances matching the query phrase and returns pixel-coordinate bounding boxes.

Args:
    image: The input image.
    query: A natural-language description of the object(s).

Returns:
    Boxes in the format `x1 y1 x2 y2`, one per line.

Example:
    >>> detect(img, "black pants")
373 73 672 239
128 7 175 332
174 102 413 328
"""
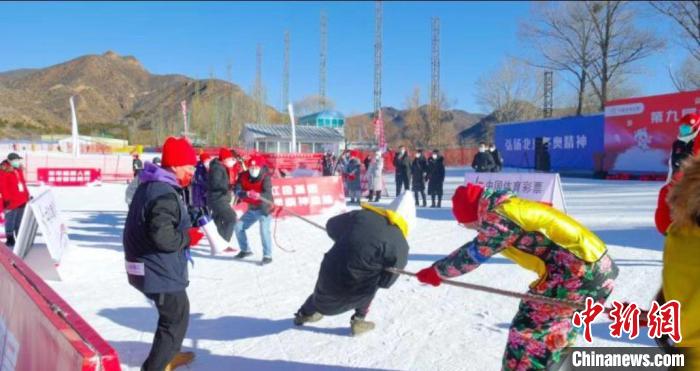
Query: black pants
413 190 426 205
430 193 443 207
142 291 190 371
299 291 375 319
209 201 236 241
395 173 410 196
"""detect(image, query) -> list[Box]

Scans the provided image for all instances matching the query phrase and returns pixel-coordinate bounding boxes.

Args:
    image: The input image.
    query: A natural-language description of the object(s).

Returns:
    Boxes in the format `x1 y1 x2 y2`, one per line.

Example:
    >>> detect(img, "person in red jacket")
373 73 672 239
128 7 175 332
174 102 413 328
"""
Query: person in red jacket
656 113 700 235
655 171 683 235
233 154 274 265
0 153 30 247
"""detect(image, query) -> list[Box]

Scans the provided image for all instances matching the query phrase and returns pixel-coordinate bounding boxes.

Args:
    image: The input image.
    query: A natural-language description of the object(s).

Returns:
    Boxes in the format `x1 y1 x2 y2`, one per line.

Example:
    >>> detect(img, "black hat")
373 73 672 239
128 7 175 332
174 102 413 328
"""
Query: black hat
7 153 22 161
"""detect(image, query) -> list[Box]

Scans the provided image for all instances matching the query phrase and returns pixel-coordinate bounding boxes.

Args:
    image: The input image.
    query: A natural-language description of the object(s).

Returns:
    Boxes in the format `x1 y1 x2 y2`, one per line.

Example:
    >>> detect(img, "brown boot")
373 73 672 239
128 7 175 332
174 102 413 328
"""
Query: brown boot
164 352 195 371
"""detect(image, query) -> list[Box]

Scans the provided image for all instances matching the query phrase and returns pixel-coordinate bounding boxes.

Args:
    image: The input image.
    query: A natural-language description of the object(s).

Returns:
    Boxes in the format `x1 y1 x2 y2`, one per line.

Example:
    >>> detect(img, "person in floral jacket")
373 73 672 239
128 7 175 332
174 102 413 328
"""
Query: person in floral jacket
416 183 618 370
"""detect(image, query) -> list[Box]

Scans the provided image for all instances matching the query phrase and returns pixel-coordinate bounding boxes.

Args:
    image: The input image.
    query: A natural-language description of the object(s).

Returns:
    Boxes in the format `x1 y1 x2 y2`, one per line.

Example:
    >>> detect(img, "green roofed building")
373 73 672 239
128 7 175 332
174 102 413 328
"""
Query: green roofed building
298 110 345 128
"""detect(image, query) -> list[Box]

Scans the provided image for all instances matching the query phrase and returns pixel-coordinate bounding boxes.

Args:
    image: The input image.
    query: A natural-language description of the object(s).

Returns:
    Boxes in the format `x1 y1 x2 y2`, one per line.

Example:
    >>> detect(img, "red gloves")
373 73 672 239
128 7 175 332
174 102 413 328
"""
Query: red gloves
188 227 204 246
247 190 261 200
416 266 442 287
347 174 356 181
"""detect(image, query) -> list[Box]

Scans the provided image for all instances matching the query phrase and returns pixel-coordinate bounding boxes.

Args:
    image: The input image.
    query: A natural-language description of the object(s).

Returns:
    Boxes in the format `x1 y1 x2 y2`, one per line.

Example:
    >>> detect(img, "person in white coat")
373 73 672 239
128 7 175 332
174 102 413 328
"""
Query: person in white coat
367 150 384 202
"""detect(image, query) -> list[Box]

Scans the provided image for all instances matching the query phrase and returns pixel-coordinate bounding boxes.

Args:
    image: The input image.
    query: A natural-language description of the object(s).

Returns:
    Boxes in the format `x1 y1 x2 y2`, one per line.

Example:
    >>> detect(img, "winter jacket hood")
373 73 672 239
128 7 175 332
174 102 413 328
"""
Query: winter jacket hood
360 191 416 237
139 162 180 188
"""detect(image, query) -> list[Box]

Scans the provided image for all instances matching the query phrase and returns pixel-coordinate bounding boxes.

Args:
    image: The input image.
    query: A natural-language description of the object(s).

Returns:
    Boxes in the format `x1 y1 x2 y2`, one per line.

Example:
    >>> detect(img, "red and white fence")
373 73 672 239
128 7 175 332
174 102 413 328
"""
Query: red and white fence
0 245 121 370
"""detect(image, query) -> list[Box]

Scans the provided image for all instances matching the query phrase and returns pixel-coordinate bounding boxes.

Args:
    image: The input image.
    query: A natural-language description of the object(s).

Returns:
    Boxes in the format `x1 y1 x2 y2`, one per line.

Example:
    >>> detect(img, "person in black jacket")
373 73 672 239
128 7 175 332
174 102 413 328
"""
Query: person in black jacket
393 145 412 196
427 149 446 208
489 143 503 173
293 192 415 336
322 151 336 176
411 149 428 207
472 142 495 173
132 153 144 177
123 136 203 371
206 148 237 248
233 154 275 265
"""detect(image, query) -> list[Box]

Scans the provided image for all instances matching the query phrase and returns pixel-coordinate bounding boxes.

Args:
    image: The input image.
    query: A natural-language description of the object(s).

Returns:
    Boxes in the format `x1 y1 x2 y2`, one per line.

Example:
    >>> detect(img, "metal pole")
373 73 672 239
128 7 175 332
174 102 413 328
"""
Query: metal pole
288 103 297 153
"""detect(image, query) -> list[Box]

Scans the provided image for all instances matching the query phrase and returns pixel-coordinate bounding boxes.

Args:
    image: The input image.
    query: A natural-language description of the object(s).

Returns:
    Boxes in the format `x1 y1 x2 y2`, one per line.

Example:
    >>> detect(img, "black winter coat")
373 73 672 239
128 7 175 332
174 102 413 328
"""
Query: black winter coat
393 152 412 178
671 139 695 173
132 158 143 176
411 157 428 191
490 149 503 172
472 152 495 173
123 181 191 294
206 159 231 207
312 209 409 312
427 156 445 195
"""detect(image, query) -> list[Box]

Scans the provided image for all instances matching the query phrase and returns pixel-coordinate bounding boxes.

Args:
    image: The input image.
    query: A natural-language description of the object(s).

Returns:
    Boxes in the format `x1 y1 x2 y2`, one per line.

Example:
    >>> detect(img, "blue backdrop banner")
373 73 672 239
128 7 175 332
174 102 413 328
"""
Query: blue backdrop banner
494 114 604 172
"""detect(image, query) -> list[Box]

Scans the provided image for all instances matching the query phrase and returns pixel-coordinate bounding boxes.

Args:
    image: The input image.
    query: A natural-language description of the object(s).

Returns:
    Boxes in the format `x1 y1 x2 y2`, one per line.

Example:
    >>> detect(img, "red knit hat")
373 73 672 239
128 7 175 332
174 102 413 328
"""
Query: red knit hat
200 152 211 162
161 137 197 167
451 183 484 224
218 148 233 161
246 154 266 168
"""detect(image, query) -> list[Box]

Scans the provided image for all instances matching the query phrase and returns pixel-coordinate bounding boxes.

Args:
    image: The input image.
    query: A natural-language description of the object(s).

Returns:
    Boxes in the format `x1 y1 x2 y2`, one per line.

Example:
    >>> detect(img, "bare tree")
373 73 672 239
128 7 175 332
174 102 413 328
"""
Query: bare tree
585 1 665 111
475 57 543 123
669 55 700 91
649 1 700 61
521 2 598 115
403 87 427 147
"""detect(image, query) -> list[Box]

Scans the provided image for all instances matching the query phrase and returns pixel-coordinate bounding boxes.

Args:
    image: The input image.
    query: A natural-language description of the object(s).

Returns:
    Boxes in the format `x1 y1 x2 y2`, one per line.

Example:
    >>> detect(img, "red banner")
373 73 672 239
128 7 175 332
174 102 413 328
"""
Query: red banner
0 245 120 370
269 176 346 217
604 90 700 174
37 168 102 186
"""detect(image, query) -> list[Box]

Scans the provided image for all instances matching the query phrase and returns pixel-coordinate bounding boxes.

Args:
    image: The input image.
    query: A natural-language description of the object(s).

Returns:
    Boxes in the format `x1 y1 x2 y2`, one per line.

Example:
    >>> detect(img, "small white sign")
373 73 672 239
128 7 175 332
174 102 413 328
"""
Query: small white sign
464 172 567 212
125 261 145 276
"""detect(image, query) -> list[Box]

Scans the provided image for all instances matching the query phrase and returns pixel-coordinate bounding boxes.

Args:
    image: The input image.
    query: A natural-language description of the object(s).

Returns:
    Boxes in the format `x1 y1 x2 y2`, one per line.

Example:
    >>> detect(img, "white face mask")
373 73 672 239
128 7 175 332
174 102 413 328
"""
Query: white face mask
400 149 406 154
479 147 486 152
415 153 421 158
224 159 235 168
432 154 438 159
490 147 495 152
249 167 261 178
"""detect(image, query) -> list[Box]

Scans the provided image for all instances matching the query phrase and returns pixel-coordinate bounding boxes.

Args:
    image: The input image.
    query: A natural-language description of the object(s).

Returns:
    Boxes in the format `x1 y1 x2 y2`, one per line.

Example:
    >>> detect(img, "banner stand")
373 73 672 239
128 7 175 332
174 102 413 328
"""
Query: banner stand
13 188 70 281
465 172 568 213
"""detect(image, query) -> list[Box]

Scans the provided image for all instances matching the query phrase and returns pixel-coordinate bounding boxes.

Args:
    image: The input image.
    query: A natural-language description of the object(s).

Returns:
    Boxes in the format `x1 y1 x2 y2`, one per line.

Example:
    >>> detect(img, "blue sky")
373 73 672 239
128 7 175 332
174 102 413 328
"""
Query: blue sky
0 1 688 115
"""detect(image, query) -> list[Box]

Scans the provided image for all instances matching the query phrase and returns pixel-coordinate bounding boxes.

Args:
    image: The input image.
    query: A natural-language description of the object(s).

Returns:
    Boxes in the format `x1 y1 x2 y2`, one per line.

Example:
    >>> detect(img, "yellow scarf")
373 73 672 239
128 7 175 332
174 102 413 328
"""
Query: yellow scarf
360 202 409 238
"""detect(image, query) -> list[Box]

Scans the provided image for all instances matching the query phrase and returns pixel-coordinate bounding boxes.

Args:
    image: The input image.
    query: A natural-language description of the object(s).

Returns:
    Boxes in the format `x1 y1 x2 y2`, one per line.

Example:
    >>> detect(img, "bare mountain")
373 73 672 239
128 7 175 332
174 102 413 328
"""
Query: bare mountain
346 106 485 145
0 51 281 142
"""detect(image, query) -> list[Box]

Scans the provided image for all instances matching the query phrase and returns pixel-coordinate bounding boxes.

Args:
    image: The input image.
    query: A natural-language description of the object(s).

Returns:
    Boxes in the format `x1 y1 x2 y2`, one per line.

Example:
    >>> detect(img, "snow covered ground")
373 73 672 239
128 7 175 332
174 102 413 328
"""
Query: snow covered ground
41 168 665 370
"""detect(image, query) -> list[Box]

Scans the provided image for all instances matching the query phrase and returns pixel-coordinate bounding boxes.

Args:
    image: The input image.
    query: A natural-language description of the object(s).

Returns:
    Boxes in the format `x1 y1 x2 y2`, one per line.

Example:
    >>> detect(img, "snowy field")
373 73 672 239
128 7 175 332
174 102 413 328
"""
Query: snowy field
41 168 664 371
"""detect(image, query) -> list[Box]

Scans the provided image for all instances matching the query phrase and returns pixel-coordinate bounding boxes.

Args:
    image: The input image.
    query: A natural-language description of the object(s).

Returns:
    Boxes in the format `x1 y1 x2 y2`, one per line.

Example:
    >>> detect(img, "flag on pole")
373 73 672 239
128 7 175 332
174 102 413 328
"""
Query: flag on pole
374 109 386 151
180 100 189 135
69 96 80 158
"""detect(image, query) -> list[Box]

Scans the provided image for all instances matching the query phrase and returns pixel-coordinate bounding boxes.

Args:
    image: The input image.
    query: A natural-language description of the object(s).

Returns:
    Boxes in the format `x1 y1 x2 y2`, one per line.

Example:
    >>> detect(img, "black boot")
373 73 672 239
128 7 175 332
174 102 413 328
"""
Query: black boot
437 195 442 208
430 194 436 208
5 235 15 248
368 191 374 202
414 191 419 206
374 191 381 202
421 192 427 207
